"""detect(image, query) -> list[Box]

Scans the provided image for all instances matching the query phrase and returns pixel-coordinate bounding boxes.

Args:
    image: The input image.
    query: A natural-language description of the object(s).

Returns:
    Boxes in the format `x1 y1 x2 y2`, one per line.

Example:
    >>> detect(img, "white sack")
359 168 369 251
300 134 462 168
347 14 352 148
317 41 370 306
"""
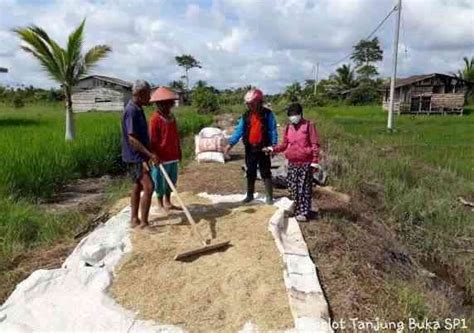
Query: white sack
196 151 226 164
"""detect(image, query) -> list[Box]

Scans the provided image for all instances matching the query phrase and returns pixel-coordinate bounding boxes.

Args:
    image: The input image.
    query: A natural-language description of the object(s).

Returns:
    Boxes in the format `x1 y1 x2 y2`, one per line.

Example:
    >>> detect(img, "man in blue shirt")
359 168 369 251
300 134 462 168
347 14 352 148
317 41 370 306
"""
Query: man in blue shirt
121 80 156 229
225 88 278 204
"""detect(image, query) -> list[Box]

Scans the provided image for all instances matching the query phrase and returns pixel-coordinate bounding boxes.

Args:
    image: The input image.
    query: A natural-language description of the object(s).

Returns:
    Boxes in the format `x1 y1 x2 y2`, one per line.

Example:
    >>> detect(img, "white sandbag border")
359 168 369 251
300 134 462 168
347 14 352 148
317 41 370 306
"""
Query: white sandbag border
269 201 333 333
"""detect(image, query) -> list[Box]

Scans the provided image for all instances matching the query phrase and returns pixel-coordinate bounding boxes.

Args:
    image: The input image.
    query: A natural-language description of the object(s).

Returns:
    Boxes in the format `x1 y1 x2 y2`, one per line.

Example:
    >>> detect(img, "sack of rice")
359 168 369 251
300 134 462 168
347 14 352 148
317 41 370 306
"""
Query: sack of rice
195 127 230 163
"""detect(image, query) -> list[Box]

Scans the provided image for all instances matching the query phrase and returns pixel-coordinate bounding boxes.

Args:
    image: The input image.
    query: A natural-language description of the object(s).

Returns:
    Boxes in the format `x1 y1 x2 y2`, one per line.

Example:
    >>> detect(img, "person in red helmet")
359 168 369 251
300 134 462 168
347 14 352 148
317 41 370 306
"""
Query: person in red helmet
148 87 182 215
225 88 278 204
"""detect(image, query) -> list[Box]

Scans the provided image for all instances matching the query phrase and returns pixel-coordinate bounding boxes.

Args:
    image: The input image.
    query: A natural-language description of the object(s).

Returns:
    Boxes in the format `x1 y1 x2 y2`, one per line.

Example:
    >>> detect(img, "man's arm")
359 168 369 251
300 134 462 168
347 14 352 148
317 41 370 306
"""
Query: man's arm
125 109 156 163
272 125 288 153
128 134 156 161
268 112 278 146
227 117 244 148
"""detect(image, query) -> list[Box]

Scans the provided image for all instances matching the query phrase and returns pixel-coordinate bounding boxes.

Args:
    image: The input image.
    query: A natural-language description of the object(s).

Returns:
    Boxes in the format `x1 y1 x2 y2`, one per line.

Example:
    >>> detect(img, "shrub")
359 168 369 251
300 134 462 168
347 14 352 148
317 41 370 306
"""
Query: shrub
302 93 328 107
347 82 381 105
192 87 219 114
13 96 25 108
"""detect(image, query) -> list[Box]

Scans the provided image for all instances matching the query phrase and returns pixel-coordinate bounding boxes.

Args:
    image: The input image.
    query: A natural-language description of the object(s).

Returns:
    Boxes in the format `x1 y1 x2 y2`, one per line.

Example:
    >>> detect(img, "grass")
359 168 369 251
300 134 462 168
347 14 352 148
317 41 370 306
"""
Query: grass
0 102 212 274
317 105 473 180
299 104 473 305
0 103 122 200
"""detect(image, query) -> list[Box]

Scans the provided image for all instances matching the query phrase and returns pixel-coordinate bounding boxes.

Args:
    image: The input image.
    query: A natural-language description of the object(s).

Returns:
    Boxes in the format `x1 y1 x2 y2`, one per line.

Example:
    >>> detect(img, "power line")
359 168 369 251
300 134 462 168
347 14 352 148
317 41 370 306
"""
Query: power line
321 4 398 68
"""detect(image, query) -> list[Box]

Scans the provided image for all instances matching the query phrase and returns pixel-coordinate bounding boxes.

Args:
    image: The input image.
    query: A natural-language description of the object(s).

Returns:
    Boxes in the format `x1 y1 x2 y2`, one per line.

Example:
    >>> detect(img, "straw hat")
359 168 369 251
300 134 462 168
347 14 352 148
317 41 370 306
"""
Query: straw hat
150 87 178 102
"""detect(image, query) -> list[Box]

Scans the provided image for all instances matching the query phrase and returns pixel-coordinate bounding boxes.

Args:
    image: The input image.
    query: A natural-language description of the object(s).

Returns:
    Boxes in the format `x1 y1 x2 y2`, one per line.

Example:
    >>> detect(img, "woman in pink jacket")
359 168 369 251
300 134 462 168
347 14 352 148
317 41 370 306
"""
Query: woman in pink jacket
264 103 320 222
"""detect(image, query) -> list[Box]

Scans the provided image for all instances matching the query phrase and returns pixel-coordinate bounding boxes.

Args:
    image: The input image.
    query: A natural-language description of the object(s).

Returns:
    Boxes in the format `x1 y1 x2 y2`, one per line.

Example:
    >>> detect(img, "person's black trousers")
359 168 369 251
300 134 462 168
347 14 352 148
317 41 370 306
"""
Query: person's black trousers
245 146 272 180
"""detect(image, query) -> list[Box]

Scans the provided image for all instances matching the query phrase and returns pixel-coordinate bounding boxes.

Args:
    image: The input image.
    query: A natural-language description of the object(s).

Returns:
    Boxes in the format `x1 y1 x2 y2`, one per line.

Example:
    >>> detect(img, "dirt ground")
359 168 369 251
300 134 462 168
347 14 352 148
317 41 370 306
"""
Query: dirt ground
110 193 293 332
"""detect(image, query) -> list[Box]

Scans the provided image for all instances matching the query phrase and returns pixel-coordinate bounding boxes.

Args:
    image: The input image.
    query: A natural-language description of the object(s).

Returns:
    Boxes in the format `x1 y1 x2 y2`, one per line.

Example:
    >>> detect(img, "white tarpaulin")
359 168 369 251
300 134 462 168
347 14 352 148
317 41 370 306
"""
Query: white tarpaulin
0 194 331 332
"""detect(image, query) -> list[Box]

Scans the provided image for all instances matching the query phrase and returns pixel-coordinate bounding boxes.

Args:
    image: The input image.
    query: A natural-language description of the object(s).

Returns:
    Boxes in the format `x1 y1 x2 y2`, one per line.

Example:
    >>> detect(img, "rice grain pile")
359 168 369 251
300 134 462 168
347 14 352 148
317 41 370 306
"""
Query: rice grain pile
110 193 293 332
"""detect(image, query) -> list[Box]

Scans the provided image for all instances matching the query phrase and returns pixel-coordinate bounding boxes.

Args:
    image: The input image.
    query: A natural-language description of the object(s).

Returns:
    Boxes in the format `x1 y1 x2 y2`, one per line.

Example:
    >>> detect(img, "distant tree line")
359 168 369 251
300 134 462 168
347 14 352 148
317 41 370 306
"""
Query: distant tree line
0 85 64 108
279 37 385 107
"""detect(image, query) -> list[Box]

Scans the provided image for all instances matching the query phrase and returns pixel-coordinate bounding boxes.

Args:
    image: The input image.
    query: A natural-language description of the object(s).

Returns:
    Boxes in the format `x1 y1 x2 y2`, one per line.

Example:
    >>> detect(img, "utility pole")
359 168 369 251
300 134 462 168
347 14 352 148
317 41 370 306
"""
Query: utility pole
313 62 319 95
387 0 401 130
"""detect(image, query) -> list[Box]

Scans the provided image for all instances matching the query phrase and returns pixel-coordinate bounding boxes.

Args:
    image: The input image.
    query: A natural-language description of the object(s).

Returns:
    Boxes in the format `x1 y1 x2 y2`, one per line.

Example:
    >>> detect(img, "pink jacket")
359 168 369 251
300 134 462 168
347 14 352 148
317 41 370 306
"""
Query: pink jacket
273 119 320 164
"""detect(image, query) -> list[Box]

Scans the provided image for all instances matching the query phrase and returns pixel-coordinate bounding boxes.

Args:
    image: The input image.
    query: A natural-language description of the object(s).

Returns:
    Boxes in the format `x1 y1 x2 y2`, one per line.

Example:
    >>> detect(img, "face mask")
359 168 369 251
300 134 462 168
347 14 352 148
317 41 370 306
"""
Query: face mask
289 115 301 124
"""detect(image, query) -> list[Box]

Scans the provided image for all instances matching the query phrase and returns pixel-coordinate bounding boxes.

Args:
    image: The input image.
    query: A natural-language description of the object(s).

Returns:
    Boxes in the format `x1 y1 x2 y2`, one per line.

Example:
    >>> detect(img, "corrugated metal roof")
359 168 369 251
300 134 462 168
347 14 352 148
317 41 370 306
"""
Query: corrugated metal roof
79 75 132 88
385 73 464 89
393 73 436 88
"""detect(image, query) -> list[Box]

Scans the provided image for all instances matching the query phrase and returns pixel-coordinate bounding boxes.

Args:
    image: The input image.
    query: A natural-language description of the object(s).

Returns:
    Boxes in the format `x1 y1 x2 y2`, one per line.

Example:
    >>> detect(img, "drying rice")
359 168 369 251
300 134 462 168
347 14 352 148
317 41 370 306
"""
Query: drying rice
109 193 293 332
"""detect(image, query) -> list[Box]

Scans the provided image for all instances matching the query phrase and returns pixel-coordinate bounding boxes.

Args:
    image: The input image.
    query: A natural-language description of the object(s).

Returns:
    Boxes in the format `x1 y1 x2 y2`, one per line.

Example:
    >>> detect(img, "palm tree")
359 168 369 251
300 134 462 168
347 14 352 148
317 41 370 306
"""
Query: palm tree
14 19 111 141
333 64 356 91
285 82 302 102
455 56 474 82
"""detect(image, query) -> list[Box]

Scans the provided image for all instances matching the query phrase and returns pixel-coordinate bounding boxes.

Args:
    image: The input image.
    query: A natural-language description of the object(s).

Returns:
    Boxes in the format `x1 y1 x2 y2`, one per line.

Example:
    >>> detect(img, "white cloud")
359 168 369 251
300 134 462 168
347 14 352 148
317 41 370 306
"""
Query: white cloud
218 27 248 52
0 0 472 93
261 65 280 79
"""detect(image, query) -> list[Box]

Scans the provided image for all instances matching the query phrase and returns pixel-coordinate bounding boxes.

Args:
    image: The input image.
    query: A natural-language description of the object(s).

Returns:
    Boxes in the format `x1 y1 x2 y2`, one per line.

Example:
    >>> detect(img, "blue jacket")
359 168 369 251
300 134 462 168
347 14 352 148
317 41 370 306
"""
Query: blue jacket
229 107 278 147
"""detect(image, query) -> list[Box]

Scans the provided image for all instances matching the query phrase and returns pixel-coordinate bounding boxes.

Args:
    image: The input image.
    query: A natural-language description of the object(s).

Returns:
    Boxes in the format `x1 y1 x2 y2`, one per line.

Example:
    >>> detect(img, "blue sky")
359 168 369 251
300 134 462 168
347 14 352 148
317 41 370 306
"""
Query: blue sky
0 0 473 93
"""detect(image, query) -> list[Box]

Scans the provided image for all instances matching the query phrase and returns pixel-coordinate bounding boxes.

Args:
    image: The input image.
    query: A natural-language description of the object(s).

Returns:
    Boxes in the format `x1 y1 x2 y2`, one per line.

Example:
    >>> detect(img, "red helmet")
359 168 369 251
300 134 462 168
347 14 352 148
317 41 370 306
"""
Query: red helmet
244 88 263 104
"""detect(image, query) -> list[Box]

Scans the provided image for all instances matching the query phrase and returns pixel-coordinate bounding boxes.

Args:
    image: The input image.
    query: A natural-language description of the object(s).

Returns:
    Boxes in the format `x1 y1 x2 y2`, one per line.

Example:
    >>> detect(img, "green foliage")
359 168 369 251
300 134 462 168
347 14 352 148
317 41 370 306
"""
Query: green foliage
194 80 207 89
284 82 302 102
192 86 219 114
218 86 254 106
455 56 474 82
453 56 474 101
333 64 357 90
175 54 202 90
13 20 111 92
168 80 185 91
301 93 328 107
0 85 64 105
346 81 381 105
175 54 201 72
13 19 111 140
351 37 383 80
12 96 24 108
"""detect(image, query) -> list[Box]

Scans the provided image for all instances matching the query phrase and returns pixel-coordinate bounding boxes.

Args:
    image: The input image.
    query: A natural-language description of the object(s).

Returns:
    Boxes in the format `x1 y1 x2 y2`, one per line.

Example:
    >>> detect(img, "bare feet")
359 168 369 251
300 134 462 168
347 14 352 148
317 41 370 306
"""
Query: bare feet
151 206 169 216
138 223 156 233
139 222 150 229
131 218 141 228
164 204 182 211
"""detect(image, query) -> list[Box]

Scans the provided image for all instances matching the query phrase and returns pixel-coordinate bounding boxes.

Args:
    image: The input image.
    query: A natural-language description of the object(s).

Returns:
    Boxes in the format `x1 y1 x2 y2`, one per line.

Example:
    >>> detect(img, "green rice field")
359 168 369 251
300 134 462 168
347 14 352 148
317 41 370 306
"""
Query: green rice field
0 102 212 270
312 105 473 180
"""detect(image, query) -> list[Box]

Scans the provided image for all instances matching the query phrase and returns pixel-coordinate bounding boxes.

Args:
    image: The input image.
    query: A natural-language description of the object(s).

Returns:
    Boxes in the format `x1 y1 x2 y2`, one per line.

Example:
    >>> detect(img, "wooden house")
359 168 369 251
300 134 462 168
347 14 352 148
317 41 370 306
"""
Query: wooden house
382 73 467 115
72 75 132 112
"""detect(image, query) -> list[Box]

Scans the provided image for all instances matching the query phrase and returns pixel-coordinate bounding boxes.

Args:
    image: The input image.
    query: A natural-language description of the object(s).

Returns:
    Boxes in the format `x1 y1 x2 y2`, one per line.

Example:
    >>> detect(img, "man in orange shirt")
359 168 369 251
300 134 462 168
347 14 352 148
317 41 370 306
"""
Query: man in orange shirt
225 88 278 204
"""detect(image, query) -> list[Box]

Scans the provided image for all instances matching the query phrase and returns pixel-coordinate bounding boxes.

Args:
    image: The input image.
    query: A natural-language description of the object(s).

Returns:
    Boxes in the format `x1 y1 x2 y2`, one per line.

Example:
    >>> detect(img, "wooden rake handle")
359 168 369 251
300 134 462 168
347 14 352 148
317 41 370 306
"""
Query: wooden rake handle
158 164 208 246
